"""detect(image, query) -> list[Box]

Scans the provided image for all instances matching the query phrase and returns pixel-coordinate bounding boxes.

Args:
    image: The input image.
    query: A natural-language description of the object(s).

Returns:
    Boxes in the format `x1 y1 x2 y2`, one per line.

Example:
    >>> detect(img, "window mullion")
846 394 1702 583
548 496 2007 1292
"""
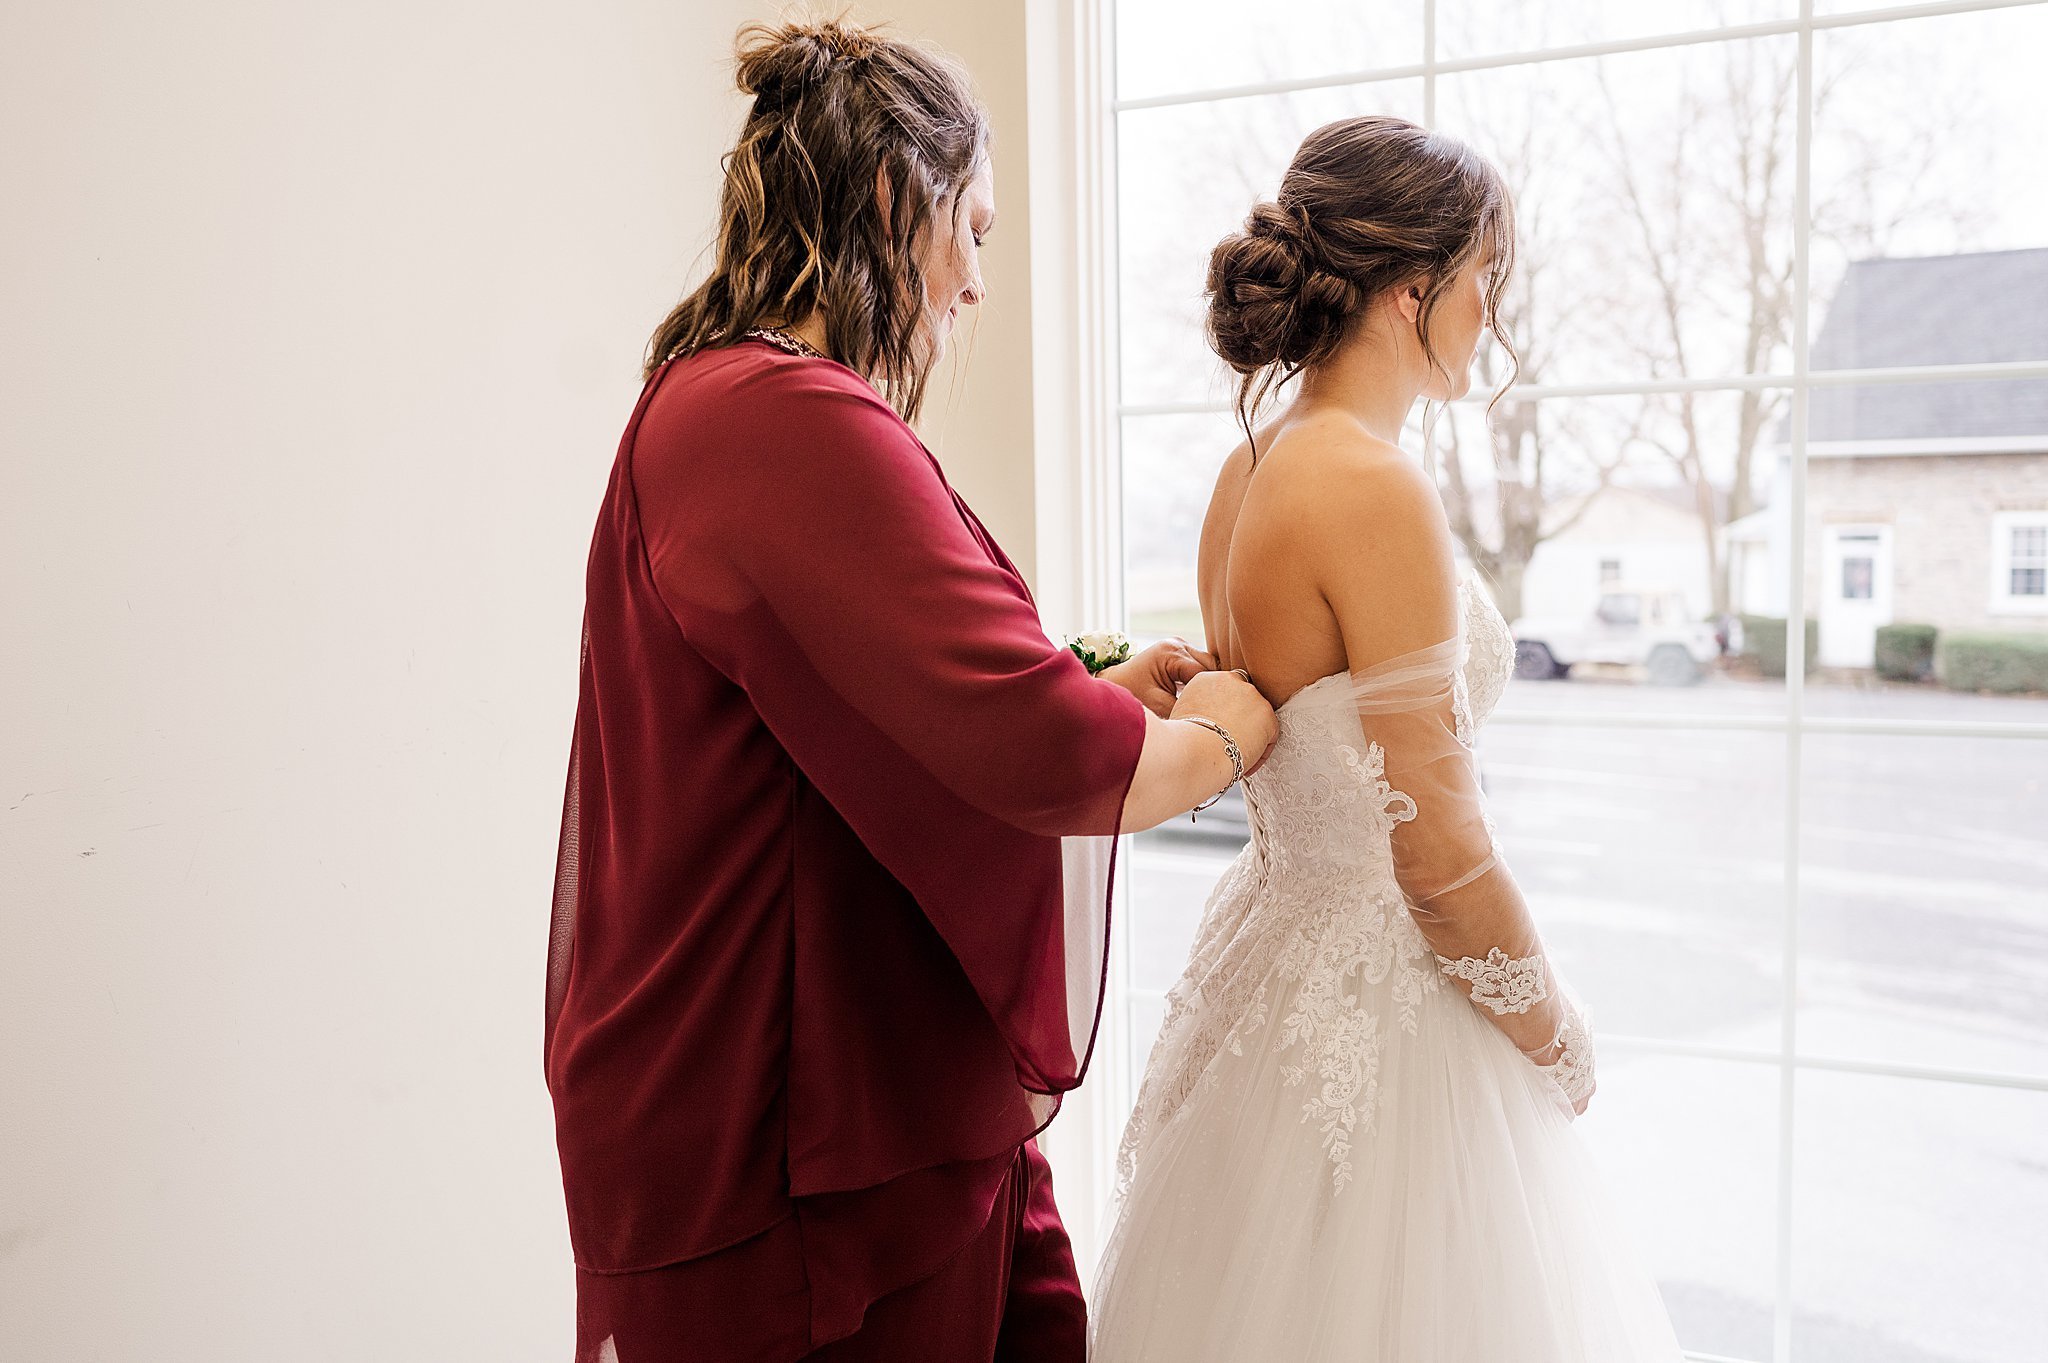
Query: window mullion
1422 0 1437 128
1773 7 1818 1363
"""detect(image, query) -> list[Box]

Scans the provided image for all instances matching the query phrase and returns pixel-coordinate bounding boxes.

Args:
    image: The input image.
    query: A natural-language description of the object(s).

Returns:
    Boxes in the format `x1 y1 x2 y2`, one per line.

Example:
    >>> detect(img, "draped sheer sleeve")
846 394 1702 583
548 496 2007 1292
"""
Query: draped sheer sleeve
1347 635 1594 1111
1302 447 1594 1111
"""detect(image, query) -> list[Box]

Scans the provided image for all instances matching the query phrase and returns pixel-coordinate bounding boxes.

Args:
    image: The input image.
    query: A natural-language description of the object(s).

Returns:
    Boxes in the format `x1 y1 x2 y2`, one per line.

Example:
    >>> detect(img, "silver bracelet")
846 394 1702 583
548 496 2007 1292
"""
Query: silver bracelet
1179 715 1243 816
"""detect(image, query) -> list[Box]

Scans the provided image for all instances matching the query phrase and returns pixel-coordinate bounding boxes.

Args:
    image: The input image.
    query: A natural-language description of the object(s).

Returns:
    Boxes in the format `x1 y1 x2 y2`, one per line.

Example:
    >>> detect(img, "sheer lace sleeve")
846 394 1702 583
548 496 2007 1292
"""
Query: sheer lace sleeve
1348 641 1594 1110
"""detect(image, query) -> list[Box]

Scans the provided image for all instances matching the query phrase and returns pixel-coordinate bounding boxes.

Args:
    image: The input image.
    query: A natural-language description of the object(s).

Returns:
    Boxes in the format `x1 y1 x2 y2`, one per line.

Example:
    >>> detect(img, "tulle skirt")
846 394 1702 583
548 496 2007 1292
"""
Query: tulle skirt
1091 952 1685 1362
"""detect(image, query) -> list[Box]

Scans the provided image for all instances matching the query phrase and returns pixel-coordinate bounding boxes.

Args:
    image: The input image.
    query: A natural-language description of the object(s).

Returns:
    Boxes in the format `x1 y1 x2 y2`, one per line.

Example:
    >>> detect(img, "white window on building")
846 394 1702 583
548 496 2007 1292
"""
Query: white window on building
1991 511 2048 613
1599 557 1622 584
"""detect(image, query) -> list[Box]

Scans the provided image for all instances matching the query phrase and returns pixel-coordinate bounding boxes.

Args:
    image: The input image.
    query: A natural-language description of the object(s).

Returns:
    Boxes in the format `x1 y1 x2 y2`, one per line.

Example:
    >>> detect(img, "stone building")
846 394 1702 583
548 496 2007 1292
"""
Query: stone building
1727 248 2048 667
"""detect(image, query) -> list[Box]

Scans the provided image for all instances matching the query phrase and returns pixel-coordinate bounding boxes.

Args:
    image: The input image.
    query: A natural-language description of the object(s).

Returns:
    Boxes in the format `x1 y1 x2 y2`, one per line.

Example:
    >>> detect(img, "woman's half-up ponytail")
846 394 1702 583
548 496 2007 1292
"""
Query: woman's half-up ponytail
644 17 987 423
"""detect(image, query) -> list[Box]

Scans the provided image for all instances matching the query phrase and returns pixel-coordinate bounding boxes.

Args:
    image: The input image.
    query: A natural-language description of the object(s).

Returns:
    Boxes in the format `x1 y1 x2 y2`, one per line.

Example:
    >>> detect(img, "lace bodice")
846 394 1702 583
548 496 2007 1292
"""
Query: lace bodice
1116 574 1523 1195
1241 574 1514 872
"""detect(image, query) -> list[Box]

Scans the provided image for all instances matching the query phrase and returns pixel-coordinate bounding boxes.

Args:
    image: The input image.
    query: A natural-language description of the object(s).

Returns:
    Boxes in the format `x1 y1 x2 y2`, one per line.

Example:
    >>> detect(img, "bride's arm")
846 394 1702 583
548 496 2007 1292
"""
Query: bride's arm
1305 450 1593 1111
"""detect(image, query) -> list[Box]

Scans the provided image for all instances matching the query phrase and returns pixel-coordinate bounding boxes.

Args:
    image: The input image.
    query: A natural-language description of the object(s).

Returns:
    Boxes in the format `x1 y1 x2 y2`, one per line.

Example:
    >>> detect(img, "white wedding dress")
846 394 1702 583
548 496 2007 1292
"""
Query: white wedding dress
1091 575 1684 1362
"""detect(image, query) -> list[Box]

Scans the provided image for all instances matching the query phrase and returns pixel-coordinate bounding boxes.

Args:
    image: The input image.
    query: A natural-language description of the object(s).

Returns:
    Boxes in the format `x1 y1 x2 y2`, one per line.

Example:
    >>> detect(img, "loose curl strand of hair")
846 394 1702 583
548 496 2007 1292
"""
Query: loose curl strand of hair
643 16 988 425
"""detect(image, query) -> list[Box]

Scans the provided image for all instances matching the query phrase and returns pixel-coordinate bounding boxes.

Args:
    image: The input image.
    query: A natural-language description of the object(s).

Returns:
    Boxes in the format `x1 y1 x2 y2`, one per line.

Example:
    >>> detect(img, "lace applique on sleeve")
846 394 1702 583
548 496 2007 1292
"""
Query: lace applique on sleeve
1536 1001 1596 1109
1434 947 1552 1015
1347 637 1575 1093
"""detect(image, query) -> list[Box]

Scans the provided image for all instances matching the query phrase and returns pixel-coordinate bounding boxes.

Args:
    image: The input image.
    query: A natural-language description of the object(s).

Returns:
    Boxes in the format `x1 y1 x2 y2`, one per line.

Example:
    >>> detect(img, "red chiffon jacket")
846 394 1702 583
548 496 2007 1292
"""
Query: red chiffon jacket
545 340 1147 1355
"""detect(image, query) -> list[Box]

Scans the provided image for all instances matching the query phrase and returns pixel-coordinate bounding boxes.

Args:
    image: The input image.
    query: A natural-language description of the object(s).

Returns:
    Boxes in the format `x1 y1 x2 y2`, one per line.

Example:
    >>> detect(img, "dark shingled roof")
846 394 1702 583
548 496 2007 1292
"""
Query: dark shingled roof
1807 247 2048 443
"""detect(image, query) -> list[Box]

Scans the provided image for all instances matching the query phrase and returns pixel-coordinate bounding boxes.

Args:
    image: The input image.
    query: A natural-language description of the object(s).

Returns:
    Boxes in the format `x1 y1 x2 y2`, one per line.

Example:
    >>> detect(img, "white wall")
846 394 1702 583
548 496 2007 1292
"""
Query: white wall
2 2 1055 1353
0 2 782 1357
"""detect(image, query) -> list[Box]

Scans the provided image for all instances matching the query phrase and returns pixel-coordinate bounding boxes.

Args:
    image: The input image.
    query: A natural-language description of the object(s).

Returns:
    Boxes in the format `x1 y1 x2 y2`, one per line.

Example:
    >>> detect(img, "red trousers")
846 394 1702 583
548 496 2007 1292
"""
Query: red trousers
575 1141 1086 1363
801 1140 1084 1363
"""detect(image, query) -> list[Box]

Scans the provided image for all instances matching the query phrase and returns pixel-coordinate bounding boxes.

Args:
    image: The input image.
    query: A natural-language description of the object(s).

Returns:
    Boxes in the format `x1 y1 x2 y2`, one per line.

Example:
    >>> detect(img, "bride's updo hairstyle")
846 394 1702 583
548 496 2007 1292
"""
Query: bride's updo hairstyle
644 17 988 422
1206 115 1518 455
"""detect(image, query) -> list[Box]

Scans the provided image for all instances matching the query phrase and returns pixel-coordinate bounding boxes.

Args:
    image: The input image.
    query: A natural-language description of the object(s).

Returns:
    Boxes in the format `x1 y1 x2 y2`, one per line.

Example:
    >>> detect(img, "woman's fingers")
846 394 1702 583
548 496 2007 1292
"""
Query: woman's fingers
1098 648 1180 717
1100 640 1236 720
1159 639 1212 687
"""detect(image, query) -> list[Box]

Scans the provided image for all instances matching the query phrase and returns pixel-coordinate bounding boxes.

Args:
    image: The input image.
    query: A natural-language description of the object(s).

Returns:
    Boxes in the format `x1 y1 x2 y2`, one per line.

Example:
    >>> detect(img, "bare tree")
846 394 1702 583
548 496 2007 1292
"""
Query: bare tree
1589 32 1985 612
1432 77 1627 623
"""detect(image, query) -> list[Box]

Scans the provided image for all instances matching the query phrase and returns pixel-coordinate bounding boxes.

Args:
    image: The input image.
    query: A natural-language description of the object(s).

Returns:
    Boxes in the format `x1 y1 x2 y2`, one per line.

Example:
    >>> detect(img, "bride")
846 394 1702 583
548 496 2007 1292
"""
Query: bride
1091 115 1684 1361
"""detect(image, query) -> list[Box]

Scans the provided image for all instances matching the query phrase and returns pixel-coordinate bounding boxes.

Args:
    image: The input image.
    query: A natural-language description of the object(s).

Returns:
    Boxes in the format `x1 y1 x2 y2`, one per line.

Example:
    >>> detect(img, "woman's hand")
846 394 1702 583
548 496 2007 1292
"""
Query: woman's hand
1526 1000 1596 1118
1117 669 1279 832
1099 638 1215 718
1170 669 1279 777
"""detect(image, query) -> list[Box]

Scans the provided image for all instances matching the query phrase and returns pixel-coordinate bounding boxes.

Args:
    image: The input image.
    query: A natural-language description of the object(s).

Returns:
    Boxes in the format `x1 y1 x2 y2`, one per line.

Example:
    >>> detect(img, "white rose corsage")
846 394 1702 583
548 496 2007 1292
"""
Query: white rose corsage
1066 630 1132 676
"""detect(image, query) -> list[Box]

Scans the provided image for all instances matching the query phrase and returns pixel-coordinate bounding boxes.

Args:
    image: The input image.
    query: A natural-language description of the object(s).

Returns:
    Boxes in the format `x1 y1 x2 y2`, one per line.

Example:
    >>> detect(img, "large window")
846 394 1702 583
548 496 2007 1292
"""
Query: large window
1095 4 2048 1362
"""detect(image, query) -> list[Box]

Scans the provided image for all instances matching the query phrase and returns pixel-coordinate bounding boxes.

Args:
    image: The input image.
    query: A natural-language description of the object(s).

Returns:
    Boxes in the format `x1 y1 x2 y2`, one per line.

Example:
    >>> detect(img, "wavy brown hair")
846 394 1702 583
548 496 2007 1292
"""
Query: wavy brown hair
643 16 989 423
1205 115 1518 459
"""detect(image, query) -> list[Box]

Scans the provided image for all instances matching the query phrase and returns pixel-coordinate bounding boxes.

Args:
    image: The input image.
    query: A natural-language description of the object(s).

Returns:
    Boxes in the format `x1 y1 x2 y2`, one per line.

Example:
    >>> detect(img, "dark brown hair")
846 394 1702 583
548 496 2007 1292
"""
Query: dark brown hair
643 16 989 422
1205 115 1518 456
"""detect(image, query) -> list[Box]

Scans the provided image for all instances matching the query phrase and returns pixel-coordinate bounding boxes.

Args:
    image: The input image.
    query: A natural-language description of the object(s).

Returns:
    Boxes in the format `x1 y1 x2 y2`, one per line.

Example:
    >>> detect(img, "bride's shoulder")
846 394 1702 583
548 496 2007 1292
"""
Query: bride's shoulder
1258 414 1441 530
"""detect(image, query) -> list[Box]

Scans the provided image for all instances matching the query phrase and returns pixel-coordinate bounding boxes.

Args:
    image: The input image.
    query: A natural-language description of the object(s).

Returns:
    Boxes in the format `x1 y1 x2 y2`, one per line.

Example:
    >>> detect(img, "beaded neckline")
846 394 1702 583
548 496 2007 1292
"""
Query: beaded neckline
743 326 827 360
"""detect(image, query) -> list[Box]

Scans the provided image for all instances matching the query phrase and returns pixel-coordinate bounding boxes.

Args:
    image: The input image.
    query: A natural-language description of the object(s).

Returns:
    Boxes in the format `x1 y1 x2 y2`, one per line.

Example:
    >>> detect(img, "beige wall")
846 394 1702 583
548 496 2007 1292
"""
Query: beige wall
0 2 1050 1358
877 0 1045 583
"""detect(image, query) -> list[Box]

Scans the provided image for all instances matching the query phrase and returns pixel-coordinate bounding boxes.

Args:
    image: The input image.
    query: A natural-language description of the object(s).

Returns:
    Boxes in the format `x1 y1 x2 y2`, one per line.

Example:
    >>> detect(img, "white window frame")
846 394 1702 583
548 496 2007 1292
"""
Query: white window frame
1025 0 1133 1285
1033 2 2048 1360
1990 509 2048 614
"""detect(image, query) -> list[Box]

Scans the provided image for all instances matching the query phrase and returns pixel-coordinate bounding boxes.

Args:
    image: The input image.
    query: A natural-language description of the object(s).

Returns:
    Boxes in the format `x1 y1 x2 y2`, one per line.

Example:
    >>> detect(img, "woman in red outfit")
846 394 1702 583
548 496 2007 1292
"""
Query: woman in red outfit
545 19 1276 1363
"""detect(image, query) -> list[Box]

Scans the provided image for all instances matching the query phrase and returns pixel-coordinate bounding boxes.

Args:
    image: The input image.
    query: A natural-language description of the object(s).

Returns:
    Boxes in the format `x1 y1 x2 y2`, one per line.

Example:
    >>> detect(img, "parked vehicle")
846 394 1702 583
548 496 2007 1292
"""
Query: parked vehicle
1511 585 1719 685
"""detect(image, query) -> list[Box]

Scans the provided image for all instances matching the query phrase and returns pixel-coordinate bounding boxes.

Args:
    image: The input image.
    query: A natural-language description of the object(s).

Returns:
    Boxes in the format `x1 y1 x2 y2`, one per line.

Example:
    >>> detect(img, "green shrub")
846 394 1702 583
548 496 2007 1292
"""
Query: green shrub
1874 623 1939 682
1739 614 1820 679
1938 630 2048 694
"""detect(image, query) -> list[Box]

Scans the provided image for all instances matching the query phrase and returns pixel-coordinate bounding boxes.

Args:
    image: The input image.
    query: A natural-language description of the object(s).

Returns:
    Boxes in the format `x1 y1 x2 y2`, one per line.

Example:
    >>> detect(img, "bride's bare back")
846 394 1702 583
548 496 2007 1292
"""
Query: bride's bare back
1197 402 1463 709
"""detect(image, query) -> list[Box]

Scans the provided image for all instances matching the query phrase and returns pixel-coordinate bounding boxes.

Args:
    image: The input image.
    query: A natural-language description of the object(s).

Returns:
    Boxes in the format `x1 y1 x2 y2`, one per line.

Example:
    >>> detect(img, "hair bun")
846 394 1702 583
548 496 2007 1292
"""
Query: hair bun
1205 199 1360 374
735 19 880 100
1247 199 1310 251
